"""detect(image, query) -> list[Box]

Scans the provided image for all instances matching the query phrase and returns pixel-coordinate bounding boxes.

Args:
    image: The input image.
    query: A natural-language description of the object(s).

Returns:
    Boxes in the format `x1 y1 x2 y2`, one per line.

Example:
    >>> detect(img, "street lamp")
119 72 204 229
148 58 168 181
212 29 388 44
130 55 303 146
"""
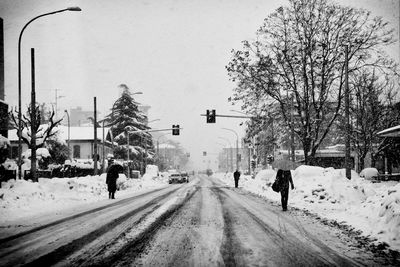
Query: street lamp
156 133 170 170
64 110 70 159
17 7 82 179
222 128 239 171
142 118 160 173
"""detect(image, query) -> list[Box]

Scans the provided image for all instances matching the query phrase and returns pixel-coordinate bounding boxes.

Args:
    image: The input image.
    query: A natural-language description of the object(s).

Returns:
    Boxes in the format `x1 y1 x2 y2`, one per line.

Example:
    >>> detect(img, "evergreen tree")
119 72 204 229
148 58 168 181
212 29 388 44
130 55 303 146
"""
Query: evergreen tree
106 84 155 165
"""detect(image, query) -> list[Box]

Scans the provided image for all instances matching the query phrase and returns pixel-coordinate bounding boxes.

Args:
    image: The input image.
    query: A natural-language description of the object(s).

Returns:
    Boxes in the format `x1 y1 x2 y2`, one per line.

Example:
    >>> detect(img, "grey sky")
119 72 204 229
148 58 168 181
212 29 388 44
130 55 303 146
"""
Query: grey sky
1 0 399 169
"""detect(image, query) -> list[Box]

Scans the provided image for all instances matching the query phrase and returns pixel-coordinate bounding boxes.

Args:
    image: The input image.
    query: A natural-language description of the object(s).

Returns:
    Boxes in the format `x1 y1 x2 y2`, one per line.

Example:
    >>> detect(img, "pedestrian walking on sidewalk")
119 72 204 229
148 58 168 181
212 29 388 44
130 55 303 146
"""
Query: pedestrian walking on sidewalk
106 160 122 199
233 170 241 188
275 169 294 211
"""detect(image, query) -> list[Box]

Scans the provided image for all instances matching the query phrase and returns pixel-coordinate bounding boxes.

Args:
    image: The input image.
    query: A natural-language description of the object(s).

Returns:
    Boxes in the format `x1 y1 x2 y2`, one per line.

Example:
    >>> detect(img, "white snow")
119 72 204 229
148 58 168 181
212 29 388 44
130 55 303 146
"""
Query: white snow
2 164 400 252
0 134 10 148
360 168 379 180
214 165 400 251
22 148 51 159
0 170 168 224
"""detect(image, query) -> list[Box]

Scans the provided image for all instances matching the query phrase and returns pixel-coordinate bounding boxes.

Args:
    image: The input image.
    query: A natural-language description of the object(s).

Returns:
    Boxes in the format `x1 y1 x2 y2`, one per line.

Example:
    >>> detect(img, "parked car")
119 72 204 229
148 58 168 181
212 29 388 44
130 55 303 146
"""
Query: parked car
168 173 182 184
180 171 189 183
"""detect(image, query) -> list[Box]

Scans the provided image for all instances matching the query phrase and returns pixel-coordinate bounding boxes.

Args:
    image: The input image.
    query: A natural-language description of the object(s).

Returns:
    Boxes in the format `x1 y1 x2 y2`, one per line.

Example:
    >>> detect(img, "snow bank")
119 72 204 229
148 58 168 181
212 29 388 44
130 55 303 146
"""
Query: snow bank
215 165 400 251
0 134 10 148
0 172 167 223
360 168 379 180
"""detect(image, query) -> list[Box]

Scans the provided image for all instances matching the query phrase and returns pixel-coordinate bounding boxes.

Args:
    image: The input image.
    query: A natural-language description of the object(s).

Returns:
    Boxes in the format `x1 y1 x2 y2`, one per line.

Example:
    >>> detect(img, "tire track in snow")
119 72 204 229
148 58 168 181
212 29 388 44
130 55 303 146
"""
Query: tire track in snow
16 187 180 267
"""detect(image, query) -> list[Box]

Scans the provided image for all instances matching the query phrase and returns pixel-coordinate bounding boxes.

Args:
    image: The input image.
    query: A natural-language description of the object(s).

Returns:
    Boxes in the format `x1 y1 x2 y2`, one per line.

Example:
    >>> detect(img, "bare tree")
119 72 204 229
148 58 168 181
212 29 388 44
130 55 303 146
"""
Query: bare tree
226 0 397 164
343 70 397 170
10 105 62 149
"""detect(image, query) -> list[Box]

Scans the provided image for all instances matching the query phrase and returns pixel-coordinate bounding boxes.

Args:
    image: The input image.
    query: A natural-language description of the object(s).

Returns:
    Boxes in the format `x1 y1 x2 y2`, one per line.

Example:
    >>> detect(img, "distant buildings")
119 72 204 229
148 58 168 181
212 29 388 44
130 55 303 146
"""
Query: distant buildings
7 126 113 162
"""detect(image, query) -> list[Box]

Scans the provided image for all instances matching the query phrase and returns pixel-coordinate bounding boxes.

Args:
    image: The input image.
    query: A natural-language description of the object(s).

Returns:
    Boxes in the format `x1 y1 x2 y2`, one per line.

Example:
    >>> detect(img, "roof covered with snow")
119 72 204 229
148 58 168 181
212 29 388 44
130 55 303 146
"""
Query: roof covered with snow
8 126 111 142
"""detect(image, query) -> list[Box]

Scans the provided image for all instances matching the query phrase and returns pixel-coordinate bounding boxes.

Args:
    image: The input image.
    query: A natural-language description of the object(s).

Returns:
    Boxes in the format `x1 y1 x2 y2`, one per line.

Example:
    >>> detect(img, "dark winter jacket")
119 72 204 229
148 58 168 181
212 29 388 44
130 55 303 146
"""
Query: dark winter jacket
276 169 294 191
233 170 241 180
106 166 119 192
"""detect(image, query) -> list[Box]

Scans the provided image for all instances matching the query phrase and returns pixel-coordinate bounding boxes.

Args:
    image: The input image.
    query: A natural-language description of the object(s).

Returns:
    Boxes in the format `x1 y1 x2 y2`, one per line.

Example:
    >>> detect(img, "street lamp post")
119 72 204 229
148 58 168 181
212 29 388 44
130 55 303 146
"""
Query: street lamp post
17 6 81 179
142 119 160 172
222 128 239 171
157 133 170 170
64 110 70 159
125 128 130 179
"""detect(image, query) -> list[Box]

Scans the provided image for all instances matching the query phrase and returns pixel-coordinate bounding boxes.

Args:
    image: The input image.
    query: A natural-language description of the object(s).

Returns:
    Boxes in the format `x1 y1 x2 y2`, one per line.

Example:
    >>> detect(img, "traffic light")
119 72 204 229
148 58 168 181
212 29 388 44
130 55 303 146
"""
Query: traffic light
172 125 180 135
206 109 216 123
251 159 256 169
203 151 207 156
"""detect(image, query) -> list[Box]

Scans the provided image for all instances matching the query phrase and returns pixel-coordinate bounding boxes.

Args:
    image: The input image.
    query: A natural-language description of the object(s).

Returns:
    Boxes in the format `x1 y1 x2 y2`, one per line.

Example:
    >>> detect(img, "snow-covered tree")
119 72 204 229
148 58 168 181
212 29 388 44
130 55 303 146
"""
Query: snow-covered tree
9 105 62 149
226 0 398 164
105 84 155 168
9 104 62 181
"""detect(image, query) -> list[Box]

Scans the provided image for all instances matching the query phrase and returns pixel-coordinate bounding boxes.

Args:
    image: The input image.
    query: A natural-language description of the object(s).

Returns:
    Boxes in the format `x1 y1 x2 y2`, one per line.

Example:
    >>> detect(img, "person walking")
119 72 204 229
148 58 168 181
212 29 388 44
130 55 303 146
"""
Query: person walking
276 169 295 211
106 162 119 199
233 170 241 188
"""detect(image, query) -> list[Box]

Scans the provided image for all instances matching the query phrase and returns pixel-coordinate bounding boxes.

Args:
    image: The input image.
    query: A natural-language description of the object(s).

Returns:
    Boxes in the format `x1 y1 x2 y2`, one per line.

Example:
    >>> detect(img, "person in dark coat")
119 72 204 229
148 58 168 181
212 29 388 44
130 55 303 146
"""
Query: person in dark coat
106 164 119 199
233 170 241 188
276 169 295 211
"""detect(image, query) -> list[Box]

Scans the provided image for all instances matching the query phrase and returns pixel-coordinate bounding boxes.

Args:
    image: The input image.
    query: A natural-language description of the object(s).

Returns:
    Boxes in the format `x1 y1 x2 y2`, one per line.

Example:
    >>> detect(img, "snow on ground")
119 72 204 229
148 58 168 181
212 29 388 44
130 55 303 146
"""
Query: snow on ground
214 166 400 251
0 169 169 224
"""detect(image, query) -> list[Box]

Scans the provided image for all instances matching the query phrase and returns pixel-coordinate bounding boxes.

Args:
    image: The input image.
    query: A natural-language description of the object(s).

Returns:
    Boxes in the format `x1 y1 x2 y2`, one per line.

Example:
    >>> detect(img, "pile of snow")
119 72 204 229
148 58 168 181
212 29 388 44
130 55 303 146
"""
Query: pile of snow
360 168 379 180
215 165 400 251
254 169 277 183
0 134 10 148
2 159 17 170
0 172 167 223
145 165 159 178
22 148 51 159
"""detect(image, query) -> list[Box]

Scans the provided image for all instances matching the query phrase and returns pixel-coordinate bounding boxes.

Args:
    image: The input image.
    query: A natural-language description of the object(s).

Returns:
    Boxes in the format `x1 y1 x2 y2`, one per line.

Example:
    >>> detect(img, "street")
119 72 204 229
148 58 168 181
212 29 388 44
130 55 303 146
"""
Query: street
0 175 394 266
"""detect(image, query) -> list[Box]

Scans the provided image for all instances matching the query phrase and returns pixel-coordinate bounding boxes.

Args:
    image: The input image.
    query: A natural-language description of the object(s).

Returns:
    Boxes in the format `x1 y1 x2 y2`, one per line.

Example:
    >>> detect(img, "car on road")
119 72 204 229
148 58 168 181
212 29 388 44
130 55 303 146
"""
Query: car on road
180 172 189 183
168 173 182 184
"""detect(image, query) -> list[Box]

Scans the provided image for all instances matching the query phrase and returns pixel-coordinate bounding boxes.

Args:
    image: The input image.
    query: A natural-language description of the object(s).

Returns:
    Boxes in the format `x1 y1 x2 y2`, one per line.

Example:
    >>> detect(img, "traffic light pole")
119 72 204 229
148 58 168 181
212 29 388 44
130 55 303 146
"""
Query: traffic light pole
127 127 183 134
201 114 255 119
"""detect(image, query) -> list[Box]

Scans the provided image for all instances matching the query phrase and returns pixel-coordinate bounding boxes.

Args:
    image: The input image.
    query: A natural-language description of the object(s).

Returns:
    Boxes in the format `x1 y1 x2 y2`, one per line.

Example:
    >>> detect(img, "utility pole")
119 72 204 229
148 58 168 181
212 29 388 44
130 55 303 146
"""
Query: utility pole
30 48 37 182
126 129 130 178
344 45 351 179
93 97 98 175
54 89 64 120
290 94 295 162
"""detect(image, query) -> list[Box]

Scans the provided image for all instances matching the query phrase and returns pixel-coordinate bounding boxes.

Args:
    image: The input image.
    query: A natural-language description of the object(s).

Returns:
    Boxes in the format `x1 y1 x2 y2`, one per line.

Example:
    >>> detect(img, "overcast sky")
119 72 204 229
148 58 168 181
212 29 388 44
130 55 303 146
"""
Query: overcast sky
1 0 399 170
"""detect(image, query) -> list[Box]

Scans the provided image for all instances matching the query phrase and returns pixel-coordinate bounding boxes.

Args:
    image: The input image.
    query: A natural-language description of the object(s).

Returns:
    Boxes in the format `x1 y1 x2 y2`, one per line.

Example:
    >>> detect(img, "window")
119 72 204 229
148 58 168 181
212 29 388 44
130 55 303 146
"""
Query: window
10 146 18 159
73 145 81 158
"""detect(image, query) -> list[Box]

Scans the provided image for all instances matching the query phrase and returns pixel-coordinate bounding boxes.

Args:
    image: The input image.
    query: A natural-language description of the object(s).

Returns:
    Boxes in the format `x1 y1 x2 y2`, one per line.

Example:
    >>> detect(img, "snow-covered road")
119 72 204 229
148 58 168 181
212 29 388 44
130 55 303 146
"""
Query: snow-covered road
0 175 397 266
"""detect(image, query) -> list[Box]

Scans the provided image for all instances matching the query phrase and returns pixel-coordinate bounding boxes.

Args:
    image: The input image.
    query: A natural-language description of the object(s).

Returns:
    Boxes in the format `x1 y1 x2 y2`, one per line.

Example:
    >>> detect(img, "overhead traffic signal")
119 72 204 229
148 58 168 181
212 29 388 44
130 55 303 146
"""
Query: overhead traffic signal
206 109 216 123
172 125 180 135
251 159 256 169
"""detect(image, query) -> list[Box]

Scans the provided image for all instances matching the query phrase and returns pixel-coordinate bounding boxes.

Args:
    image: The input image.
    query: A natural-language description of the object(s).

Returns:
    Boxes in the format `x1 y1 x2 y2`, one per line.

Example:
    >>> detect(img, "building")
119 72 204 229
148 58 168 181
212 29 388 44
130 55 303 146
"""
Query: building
8 126 113 162
377 125 400 174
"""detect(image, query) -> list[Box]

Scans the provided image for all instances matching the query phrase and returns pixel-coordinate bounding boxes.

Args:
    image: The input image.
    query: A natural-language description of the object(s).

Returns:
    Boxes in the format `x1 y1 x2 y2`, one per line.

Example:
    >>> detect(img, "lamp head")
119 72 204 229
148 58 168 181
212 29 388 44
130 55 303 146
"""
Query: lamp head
67 6 82 11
